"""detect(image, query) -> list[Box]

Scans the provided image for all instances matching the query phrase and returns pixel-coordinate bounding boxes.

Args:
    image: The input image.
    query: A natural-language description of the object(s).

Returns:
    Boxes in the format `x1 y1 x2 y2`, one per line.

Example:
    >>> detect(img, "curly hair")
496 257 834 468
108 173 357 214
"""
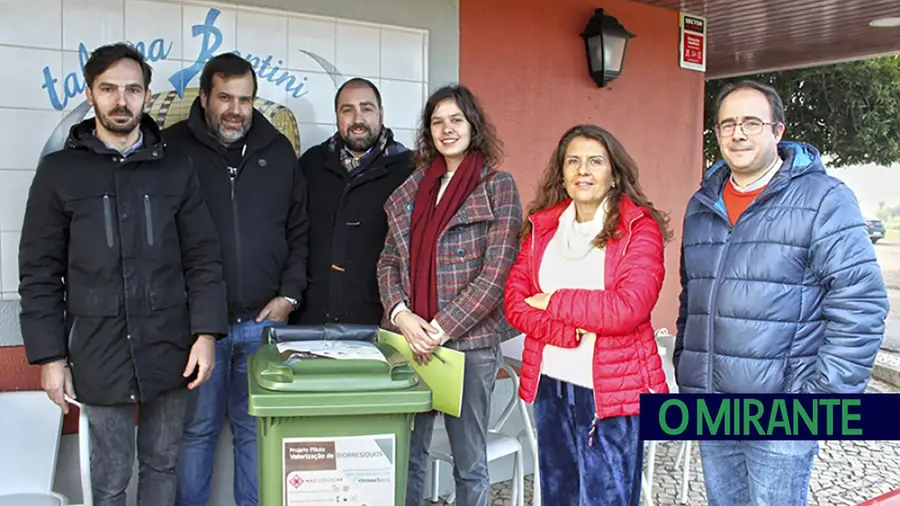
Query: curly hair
522 124 674 248
415 84 503 168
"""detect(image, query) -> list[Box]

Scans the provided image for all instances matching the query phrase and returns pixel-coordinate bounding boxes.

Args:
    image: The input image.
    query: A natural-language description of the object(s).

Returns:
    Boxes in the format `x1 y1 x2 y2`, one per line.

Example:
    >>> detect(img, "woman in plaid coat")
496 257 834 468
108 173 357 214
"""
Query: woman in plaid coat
377 84 523 506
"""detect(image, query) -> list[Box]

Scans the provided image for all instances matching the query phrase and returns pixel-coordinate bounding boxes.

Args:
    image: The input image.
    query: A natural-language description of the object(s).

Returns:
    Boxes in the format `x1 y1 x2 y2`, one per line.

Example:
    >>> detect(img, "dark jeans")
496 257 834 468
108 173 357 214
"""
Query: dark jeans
85 387 189 506
405 344 502 506
533 376 643 506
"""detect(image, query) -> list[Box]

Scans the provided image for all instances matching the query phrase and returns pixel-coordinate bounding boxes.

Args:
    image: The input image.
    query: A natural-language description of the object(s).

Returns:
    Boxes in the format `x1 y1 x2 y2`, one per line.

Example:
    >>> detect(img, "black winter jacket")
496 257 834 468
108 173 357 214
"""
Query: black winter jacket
163 98 309 323
18 116 228 406
295 133 414 326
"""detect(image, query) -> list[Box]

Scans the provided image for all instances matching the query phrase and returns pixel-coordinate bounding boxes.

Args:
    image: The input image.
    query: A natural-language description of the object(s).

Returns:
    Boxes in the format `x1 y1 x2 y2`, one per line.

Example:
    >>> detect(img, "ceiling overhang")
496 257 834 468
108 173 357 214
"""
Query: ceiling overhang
629 0 900 78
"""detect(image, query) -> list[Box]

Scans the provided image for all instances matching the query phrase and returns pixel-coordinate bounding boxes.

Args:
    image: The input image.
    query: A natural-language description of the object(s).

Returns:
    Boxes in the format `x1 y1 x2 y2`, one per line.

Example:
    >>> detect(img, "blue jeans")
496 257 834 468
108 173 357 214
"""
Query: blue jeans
533 376 642 506
405 345 502 506
175 318 284 506
699 439 818 506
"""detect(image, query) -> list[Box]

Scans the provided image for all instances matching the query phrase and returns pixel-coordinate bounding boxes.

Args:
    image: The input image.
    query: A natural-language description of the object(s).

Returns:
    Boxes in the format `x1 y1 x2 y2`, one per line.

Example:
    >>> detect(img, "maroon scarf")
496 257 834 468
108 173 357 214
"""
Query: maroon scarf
409 152 484 321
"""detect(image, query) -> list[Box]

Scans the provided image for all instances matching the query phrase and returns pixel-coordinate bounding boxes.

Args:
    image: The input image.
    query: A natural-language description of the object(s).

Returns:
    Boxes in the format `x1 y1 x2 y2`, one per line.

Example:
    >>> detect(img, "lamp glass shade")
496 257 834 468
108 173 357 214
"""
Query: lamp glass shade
603 35 627 73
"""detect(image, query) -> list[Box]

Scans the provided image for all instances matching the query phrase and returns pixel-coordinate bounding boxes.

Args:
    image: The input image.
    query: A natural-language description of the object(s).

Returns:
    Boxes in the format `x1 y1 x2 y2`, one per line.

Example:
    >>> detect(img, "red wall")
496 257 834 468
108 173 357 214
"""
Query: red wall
460 0 706 329
0 346 81 433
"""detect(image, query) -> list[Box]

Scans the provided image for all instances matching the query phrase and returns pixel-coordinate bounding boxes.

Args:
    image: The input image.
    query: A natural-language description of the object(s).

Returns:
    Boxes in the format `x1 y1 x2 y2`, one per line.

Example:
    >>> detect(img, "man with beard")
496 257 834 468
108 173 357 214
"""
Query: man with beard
162 53 308 506
295 78 414 326
18 43 227 506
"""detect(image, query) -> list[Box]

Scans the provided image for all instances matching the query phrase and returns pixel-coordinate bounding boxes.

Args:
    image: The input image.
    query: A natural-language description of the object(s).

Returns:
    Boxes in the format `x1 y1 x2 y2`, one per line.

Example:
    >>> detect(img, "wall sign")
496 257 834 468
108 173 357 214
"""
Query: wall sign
679 12 707 72
39 7 329 112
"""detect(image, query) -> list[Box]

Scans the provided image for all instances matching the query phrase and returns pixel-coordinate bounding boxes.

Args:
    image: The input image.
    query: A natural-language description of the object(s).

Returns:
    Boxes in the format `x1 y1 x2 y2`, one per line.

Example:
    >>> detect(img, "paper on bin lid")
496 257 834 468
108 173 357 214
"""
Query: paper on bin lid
276 340 387 365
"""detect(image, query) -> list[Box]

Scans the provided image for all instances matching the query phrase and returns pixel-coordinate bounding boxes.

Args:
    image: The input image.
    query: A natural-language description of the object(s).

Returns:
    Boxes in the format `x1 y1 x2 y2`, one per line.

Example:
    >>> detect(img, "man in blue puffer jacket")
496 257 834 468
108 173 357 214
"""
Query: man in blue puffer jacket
674 80 889 506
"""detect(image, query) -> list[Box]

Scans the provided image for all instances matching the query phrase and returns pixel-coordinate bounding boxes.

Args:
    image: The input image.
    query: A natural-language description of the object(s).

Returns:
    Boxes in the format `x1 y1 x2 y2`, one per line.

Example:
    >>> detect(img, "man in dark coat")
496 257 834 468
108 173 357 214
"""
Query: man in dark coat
162 54 309 506
18 43 228 506
296 78 414 326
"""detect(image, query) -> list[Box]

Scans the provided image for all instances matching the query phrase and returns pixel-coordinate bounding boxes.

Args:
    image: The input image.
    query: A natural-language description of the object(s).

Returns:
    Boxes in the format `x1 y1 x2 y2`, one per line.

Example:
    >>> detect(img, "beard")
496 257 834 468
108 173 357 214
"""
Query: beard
98 105 141 134
207 109 252 145
341 123 380 152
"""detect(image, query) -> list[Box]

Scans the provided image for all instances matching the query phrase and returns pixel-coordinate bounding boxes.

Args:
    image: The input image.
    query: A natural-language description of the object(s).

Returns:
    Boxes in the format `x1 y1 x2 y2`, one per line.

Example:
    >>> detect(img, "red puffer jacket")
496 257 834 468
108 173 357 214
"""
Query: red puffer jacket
504 196 668 420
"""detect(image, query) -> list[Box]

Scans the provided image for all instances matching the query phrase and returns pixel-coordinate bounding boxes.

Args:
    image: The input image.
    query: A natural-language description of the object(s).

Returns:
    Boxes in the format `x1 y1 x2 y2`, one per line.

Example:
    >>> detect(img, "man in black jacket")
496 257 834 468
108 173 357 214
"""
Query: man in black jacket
296 78 414 326
18 43 228 506
162 54 309 506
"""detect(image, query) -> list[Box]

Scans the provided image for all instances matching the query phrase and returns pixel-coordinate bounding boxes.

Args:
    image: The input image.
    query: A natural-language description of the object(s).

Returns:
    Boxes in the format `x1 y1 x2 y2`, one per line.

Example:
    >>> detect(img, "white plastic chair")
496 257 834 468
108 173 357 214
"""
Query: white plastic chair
428 359 527 506
643 329 693 505
0 391 71 505
64 396 93 506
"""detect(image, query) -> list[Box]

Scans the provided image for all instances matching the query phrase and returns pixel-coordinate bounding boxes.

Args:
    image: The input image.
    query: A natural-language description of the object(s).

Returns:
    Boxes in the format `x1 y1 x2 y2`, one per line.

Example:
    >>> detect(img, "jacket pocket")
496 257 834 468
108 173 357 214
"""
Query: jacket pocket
67 288 120 316
103 194 114 248
143 194 154 246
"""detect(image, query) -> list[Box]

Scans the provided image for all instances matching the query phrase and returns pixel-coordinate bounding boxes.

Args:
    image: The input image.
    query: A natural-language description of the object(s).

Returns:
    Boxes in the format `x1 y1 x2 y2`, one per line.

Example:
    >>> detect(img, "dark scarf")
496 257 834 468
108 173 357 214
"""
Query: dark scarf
409 152 484 321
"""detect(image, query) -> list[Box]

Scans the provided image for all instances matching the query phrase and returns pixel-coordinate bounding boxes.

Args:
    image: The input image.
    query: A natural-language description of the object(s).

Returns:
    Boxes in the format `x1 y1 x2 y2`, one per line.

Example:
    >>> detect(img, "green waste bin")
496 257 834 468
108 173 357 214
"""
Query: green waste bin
249 332 432 506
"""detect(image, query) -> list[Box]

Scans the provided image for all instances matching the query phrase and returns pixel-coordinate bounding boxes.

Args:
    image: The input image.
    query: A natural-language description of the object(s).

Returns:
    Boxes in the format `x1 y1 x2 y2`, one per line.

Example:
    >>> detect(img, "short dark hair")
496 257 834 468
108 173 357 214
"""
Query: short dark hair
83 43 152 90
715 80 786 126
199 53 258 97
334 78 383 111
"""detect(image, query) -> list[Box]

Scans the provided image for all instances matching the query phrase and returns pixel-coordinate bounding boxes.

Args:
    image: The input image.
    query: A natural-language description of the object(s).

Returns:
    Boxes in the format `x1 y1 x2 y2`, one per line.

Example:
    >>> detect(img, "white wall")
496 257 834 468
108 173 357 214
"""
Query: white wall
0 0 430 302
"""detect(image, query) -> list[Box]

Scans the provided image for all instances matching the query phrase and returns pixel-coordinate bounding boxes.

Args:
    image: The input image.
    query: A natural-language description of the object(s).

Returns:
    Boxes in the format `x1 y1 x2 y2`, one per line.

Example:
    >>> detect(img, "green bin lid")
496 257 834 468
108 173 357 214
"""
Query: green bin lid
251 340 419 393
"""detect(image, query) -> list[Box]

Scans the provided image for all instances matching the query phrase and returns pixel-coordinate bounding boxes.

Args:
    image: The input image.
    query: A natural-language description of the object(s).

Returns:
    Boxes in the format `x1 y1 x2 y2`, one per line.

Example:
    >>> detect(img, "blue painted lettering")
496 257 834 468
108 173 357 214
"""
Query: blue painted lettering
40 7 317 109
169 8 222 95
234 51 309 99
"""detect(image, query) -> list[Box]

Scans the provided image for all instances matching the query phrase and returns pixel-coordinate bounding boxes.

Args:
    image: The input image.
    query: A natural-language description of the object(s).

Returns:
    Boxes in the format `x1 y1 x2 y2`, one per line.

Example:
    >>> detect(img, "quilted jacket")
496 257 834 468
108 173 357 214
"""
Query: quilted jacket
674 141 889 394
504 196 668 420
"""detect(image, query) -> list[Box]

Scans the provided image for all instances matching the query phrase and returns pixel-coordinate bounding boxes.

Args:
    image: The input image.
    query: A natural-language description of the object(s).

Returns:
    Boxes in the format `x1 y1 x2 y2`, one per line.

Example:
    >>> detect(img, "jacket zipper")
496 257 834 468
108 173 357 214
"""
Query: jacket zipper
692 176 786 392
228 162 244 319
695 192 733 392
67 316 79 366
102 194 114 248
143 194 154 246
528 216 540 290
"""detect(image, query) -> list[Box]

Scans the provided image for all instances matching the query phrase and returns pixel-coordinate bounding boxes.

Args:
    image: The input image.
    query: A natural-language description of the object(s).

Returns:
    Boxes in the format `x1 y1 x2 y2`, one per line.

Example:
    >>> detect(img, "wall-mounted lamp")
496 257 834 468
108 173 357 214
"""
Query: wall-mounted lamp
580 8 635 87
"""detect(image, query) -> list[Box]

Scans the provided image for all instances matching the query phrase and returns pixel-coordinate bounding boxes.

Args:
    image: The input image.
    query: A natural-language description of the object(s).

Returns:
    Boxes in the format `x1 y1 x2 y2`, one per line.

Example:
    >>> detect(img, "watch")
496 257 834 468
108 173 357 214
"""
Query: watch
282 296 299 311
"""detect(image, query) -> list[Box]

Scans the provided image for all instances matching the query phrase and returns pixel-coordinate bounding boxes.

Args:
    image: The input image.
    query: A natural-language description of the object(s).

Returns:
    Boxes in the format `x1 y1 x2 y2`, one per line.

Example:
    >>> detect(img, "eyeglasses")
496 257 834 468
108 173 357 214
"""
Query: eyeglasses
715 118 778 137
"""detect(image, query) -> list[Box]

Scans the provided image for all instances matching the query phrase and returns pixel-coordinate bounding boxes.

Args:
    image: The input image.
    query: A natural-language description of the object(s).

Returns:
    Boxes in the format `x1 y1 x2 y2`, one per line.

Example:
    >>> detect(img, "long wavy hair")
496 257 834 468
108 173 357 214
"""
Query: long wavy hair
522 124 673 248
415 84 503 169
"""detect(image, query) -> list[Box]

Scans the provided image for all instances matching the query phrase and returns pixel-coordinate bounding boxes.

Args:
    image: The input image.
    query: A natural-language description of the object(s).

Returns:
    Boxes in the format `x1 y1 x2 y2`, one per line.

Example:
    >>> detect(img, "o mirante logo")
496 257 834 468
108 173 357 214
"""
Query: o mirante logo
639 394 900 441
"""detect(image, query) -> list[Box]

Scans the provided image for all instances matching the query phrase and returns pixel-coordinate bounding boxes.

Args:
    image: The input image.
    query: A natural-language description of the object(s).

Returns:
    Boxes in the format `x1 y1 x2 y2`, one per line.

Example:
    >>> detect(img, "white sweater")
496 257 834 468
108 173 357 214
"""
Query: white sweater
538 201 607 389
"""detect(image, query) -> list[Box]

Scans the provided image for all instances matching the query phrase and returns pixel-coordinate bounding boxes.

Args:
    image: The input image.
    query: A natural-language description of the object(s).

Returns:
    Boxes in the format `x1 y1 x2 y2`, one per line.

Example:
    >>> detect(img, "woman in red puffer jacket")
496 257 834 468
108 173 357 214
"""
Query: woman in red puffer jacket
504 124 672 506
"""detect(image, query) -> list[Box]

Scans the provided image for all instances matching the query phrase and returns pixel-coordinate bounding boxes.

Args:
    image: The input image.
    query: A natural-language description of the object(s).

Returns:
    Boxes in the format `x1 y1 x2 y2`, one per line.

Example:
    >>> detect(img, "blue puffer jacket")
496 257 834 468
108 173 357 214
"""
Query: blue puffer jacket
674 142 888 394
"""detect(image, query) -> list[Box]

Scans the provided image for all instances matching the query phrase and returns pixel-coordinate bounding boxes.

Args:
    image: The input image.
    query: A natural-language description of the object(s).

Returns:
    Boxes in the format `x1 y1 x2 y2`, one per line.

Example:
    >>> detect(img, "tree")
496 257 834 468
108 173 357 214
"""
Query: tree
704 55 900 168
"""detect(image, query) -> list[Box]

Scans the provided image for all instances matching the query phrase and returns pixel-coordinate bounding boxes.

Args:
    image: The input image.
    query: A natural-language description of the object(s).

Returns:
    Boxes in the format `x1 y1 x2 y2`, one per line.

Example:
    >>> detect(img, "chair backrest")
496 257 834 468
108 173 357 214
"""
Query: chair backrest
0 391 64 494
654 328 679 394
490 359 523 432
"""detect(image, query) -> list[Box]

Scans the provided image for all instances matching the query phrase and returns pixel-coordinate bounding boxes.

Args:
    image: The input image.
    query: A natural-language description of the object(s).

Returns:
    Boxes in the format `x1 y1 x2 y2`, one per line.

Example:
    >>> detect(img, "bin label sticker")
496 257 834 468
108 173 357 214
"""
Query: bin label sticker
282 434 396 506
276 341 387 364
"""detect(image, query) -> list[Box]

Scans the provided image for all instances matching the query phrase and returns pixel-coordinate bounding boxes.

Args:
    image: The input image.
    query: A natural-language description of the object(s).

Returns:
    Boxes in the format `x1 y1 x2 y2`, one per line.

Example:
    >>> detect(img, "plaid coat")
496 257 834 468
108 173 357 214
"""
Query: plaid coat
378 165 523 351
